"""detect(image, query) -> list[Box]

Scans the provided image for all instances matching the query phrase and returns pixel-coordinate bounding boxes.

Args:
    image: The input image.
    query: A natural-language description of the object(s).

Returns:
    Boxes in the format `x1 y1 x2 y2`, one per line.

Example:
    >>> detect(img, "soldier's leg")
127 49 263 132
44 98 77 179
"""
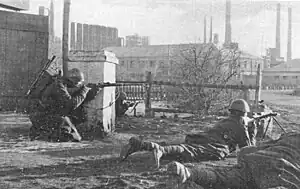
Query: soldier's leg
58 116 82 142
166 161 253 189
29 113 55 141
120 137 218 168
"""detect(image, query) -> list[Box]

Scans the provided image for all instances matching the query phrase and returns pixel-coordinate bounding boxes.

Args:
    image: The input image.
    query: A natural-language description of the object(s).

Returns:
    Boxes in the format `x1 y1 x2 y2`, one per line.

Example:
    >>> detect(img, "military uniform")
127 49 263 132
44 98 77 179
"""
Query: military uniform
29 68 100 142
167 132 300 189
115 91 127 117
120 113 256 168
120 100 260 169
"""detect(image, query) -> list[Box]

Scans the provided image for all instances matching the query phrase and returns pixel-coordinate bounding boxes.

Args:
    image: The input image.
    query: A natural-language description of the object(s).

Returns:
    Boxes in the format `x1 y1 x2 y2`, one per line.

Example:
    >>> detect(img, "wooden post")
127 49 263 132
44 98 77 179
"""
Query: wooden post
70 22 76 50
62 0 71 76
255 63 262 107
145 72 153 117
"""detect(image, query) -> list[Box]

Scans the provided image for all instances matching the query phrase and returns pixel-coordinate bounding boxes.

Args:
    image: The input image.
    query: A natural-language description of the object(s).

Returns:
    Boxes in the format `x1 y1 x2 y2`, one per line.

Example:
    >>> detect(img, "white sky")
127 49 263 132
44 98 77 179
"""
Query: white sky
17 0 300 59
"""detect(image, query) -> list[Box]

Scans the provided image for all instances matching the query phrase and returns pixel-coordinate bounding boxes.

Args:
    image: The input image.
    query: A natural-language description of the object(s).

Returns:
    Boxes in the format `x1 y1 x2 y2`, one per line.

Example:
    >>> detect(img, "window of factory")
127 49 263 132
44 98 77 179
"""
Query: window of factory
283 76 287 80
274 76 280 80
292 76 298 79
120 61 125 66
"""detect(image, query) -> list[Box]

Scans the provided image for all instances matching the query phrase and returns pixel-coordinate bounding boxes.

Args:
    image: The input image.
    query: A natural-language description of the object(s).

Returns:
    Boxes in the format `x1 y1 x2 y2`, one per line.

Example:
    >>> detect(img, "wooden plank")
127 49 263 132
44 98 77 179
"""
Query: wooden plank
76 23 83 50
0 10 48 32
83 24 89 50
70 22 76 50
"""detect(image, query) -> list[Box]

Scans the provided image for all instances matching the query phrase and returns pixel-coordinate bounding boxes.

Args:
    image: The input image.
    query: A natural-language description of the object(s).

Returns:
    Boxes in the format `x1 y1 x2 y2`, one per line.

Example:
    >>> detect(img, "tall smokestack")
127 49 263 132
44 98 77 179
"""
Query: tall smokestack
49 0 55 38
204 16 207 43
276 3 281 57
225 0 232 45
287 7 292 62
209 16 213 43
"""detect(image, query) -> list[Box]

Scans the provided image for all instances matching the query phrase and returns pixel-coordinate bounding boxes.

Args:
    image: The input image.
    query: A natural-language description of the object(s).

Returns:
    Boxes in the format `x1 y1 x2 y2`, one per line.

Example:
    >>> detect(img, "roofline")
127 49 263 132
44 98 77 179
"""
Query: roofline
0 3 29 11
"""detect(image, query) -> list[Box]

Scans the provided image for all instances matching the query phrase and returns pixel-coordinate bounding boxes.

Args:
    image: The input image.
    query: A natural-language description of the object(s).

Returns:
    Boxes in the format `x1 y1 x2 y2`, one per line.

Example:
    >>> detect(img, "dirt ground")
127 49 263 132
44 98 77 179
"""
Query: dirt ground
0 90 299 189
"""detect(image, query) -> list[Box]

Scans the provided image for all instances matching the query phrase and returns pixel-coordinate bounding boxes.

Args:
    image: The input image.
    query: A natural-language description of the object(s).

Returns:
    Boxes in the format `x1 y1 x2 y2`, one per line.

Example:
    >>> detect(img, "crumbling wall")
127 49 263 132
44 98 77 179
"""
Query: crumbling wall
0 10 48 111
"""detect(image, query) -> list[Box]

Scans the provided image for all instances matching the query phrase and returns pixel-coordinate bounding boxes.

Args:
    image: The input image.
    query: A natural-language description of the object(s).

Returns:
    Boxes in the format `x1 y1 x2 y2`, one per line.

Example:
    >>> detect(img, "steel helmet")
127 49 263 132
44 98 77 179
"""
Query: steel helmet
229 99 250 113
67 68 84 84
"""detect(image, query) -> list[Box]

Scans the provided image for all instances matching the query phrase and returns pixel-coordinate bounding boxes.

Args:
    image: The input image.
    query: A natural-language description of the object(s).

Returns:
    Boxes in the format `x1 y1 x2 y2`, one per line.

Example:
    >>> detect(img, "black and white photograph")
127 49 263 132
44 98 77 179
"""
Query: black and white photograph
0 0 299 188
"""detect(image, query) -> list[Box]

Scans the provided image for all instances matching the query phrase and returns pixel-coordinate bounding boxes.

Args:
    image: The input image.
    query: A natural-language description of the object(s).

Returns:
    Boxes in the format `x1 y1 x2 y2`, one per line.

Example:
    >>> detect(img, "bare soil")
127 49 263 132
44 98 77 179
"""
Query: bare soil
0 90 299 189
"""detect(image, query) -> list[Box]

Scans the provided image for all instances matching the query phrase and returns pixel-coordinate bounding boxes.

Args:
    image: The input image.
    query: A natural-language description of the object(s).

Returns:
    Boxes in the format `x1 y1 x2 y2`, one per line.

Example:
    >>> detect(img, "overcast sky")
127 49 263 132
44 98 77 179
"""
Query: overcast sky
21 0 300 59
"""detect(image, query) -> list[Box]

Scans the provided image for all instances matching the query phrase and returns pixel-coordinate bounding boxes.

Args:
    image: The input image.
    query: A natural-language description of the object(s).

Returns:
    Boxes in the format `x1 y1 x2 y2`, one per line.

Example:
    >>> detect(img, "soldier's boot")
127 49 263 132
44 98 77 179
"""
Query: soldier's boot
120 136 160 160
166 161 191 183
153 145 188 169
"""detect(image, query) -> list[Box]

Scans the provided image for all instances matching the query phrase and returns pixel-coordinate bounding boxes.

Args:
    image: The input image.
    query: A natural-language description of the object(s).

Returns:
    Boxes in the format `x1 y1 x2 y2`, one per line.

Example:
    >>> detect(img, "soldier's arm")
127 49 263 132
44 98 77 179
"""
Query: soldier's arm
240 118 255 147
55 81 90 112
247 122 257 146
83 84 102 103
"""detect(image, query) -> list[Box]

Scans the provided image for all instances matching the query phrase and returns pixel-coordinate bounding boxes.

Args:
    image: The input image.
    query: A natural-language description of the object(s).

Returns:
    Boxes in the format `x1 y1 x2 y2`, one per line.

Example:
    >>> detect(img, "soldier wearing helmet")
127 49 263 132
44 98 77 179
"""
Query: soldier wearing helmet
120 99 257 168
29 68 101 142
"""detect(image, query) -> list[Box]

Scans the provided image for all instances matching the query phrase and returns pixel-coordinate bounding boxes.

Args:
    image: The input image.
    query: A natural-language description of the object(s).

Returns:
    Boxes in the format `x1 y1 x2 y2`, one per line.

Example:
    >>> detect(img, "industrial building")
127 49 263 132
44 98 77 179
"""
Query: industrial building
107 0 265 82
125 34 150 47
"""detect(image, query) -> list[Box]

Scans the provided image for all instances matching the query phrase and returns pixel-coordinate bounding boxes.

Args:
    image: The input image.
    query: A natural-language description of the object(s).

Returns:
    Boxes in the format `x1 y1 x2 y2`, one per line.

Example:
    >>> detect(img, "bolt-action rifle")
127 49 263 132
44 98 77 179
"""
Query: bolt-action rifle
25 56 57 98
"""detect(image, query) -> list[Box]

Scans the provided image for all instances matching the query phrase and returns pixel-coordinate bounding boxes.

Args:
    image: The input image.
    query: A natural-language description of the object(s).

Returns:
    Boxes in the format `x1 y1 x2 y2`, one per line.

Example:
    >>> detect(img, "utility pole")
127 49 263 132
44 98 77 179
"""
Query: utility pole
62 0 71 76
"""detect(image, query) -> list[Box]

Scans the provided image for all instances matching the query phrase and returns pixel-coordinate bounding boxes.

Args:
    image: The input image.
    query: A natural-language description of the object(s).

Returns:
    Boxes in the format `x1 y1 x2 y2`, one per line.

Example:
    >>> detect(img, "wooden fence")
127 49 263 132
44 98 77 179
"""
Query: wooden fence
116 64 262 116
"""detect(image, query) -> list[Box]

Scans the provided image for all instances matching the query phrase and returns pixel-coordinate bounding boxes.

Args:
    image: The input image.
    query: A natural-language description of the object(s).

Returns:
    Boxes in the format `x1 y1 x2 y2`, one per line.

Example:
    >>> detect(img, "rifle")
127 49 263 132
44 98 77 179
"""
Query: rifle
248 112 278 124
26 56 57 98
248 111 287 139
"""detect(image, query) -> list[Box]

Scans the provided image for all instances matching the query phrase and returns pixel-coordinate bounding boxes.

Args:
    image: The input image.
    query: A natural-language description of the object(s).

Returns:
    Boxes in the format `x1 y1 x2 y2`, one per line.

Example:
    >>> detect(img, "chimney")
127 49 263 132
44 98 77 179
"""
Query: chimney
38 6 45 15
287 7 292 62
209 16 213 43
225 0 232 45
276 3 281 58
204 16 207 43
49 0 55 38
